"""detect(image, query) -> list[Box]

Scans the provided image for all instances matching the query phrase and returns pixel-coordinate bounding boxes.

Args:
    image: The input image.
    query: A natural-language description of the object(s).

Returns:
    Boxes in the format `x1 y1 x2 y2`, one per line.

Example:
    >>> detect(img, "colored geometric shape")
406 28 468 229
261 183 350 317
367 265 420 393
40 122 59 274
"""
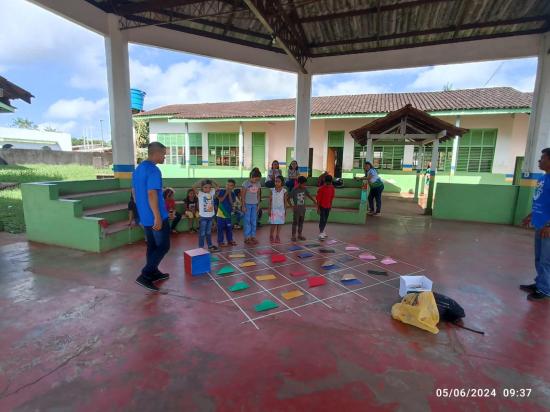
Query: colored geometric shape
271 254 286 263
381 257 397 265
336 255 355 263
257 249 273 255
288 245 303 251
216 265 234 276
341 273 357 281
298 252 313 259
211 255 220 262
308 276 327 287
341 279 362 286
319 248 336 253
254 299 279 312
256 274 277 281
368 270 388 276
359 253 377 260
326 240 338 245
184 248 211 276
239 261 257 268
290 270 309 277
321 260 335 268
282 290 304 300
345 245 360 251
228 282 250 292
305 243 320 248
229 253 246 258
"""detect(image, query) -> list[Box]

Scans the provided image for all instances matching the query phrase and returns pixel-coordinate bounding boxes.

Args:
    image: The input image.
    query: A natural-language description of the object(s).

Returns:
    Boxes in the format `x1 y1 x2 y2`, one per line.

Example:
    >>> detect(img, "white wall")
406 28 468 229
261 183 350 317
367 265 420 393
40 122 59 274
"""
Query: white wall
148 113 530 175
0 127 72 151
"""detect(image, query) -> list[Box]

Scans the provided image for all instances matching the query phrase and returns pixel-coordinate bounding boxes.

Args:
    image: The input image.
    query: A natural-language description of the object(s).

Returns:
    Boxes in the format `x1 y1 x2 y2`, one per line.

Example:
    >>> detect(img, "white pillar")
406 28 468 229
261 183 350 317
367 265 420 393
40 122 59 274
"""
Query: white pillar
239 122 244 170
105 14 134 179
431 139 440 172
450 115 461 176
294 73 312 175
366 135 373 162
403 145 414 171
523 32 550 180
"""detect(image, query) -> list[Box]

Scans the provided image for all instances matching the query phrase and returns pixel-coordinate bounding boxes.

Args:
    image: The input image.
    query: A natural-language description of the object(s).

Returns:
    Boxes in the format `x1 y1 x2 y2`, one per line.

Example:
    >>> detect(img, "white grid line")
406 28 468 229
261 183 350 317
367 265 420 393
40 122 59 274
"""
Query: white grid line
205 238 426 329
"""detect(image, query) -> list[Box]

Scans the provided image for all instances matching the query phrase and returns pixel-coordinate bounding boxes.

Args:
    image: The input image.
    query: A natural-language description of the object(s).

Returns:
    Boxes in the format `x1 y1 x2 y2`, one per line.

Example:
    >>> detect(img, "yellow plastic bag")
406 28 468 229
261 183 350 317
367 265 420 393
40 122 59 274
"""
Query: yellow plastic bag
391 291 440 334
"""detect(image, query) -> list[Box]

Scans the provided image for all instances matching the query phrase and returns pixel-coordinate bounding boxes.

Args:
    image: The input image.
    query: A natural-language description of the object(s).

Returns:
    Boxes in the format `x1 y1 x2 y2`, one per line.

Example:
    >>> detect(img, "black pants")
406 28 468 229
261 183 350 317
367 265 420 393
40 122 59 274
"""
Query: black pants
319 207 331 233
368 185 384 213
170 211 182 230
142 219 171 277
292 208 305 236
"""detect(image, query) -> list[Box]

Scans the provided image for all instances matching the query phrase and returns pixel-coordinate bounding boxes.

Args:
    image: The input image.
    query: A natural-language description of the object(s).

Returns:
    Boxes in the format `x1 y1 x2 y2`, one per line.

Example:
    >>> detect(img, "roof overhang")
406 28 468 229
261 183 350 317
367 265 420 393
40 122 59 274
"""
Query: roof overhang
28 0 548 75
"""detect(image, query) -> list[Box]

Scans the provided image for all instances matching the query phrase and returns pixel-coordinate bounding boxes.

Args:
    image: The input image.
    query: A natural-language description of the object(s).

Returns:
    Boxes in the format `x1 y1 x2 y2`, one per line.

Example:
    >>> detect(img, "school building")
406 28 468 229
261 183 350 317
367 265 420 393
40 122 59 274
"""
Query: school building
136 86 532 191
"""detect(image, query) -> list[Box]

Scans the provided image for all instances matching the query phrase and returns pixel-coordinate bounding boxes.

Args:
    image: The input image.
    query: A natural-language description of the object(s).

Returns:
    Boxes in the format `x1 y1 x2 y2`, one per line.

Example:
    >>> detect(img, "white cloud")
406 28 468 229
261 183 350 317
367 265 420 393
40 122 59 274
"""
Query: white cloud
313 74 386 96
38 120 78 134
46 97 108 120
129 58 296 108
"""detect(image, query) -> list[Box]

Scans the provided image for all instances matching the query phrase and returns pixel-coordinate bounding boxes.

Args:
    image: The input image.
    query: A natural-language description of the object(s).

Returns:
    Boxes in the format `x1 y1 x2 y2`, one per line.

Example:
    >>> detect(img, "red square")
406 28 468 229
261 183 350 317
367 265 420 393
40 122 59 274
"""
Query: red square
308 276 327 288
271 254 286 263
290 270 309 277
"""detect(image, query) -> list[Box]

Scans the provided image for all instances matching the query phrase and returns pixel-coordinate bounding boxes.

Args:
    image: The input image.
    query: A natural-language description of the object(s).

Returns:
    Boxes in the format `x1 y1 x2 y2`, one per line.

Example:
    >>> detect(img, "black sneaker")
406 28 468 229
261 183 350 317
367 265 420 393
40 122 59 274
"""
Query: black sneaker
527 291 550 301
519 283 537 293
208 245 220 252
151 271 170 282
135 275 160 292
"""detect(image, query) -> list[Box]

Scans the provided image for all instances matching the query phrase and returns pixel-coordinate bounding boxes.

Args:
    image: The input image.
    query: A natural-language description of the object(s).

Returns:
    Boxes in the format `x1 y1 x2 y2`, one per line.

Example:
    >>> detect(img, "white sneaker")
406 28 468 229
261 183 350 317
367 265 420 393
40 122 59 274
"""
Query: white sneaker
319 232 327 240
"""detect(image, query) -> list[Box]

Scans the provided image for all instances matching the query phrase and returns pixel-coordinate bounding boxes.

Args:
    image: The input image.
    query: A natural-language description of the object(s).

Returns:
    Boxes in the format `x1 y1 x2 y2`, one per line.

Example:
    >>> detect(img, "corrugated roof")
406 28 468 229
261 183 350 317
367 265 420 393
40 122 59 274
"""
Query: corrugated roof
135 87 532 120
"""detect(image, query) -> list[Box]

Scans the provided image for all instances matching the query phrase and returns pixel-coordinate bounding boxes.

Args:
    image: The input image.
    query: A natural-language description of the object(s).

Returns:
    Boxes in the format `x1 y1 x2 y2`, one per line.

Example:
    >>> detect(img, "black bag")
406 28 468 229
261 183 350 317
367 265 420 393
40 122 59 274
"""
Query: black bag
433 292 484 335
433 292 465 322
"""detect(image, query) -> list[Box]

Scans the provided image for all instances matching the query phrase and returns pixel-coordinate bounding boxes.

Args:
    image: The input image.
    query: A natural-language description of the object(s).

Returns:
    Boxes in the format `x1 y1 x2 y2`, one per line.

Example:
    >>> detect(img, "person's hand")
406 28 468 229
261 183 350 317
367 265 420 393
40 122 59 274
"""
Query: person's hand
521 215 532 227
242 205 247 213
541 227 550 238
153 215 162 231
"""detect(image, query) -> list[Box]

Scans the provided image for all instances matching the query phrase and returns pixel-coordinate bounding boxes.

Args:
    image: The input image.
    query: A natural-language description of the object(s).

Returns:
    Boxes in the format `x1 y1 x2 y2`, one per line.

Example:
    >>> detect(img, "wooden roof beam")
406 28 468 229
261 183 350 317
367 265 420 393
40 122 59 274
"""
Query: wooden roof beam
110 0 208 16
243 0 309 73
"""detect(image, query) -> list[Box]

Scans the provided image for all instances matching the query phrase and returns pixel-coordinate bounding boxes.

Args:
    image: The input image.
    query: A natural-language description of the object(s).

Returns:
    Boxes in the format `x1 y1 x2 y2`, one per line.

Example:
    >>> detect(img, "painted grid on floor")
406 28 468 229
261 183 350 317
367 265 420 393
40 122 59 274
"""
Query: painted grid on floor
199 239 426 330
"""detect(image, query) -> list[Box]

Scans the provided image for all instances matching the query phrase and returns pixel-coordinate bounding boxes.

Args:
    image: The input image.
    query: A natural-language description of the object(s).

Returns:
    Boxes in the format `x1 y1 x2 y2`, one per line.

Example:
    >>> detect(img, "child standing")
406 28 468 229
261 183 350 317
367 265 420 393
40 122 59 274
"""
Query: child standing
290 175 316 241
183 189 199 232
265 160 283 188
163 188 182 233
194 179 220 252
286 160 299 192
242 169 262 245
216 179 237 247
269 176 289 243
316 174 336 240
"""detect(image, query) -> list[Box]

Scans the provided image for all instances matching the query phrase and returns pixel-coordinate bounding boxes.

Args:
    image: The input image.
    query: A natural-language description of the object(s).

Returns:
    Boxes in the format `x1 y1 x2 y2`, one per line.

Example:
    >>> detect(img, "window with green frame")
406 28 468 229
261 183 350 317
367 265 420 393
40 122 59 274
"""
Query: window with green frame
353 142 366 169
373 144 405 170
413 139 454 171
208 133 239 166
457 129 497 172
157 133 202 165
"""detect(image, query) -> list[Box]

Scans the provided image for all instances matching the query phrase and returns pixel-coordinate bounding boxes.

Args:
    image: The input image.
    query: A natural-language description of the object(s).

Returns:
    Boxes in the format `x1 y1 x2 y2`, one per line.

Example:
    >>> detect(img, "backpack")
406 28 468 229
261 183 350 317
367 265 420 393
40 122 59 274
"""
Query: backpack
433 292 484 335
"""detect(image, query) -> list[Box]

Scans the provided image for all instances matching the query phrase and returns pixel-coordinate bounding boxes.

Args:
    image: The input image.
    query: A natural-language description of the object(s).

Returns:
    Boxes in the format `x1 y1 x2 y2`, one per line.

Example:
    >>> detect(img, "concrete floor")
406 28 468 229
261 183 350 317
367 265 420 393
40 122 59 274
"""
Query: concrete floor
0 198 549 411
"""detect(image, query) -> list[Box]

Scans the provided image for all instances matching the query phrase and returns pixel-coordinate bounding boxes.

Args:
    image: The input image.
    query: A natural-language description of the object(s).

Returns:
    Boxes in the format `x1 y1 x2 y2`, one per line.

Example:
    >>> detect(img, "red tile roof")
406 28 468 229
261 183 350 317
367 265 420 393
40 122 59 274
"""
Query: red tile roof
135 87 532 120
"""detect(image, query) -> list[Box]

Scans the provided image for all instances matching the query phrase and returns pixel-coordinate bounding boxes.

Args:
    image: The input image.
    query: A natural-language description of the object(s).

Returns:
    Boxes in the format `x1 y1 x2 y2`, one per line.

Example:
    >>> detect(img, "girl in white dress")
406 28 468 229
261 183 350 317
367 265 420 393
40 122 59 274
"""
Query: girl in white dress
269 176 289 243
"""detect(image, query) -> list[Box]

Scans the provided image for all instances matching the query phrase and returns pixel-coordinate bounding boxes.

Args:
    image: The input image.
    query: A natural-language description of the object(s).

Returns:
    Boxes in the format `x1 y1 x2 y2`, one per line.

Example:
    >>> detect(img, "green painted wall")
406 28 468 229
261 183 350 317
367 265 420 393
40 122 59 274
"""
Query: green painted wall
433 183 519 224
514 186 534 225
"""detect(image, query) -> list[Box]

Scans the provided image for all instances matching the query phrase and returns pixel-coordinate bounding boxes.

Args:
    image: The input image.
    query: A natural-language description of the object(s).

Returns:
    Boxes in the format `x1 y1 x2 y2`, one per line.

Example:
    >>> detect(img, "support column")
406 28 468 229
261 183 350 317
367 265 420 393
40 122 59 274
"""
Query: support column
425 139 439 215
414 144 422 202
294 73 312 176
105 14 134 179
403 145 414 172
184 122 190 176
366 134 373 162
450 115 461 178
515 32 550 224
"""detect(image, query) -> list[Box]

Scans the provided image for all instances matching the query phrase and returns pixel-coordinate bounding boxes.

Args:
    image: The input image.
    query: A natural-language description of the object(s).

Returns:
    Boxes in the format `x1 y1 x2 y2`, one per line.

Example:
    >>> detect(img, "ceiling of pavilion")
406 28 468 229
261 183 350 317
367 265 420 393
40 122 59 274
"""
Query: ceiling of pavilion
86 0 550 72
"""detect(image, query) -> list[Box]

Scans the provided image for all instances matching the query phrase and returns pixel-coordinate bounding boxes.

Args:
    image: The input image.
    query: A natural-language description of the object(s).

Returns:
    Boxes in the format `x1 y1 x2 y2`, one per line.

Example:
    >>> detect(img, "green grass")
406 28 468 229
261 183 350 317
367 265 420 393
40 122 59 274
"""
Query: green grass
0 164 112 234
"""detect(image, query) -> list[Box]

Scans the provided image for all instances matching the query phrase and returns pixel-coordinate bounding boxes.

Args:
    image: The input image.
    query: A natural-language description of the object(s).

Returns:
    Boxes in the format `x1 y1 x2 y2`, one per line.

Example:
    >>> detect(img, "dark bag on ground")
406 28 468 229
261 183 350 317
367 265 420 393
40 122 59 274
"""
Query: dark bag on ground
433 292 484 334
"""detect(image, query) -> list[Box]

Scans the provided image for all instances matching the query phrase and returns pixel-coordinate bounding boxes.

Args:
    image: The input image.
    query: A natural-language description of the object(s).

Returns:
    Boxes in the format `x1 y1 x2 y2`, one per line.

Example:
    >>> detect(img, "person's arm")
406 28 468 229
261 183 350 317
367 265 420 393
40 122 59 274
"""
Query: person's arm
128 209 134 226
285 192 291 209
258 185 262 204
241 186 247 212
306 189 317 205
217 190 228 202
522 213 532 227
148 190 162 230
268 190 273 213
212 180 220 189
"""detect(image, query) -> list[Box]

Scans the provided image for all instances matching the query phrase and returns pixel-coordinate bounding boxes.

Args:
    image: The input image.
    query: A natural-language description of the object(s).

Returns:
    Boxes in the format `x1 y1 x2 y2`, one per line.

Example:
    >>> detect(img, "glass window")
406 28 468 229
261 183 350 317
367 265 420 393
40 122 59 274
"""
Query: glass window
373 145 404 170
157 133 202 165
353 143 366 169
208 133 239 166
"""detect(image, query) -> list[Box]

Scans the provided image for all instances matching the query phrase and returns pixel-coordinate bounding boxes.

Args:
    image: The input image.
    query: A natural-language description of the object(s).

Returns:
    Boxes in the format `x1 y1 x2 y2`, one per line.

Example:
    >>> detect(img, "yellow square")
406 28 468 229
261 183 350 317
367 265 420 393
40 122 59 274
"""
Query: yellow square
229 254 246 258
239 261 257 268
282 290 304 300
256 274 277 281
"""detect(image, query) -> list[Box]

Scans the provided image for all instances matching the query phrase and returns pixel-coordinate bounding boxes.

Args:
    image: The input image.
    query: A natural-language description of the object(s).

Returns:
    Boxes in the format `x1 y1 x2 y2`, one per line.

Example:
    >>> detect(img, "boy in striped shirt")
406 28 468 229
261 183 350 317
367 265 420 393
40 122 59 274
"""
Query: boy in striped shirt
216 179 237 247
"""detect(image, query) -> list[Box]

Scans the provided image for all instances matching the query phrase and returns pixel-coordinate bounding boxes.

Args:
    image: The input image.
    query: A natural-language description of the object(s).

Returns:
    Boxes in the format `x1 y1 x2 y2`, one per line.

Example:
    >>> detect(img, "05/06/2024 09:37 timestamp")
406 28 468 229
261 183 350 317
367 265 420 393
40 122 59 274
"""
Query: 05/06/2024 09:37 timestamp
435 388 532 398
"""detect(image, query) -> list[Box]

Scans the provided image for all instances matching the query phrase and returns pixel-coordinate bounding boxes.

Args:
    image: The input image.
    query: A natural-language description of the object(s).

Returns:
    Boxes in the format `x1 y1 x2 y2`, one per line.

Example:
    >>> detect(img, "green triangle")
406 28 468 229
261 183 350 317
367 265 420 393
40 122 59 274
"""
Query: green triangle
228 281 249 292
216 265 234 276
211 256 220 262
254 299 279 312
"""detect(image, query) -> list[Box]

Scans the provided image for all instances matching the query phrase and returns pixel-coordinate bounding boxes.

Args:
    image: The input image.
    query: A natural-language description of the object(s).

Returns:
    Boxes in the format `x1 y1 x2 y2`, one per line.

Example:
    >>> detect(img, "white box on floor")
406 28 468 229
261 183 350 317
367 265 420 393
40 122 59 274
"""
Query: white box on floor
399 275 433 297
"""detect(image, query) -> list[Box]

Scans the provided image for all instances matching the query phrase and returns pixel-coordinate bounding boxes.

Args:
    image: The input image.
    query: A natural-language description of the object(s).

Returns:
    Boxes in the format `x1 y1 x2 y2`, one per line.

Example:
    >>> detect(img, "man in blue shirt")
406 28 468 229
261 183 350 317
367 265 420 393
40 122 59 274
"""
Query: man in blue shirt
133 142 170 292
521 148 550 301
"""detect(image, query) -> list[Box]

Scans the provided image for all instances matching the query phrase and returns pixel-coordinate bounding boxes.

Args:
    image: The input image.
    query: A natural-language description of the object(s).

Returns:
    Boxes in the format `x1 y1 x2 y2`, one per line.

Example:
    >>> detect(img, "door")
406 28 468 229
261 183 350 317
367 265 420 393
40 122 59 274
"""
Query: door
286 147 295 167
513 156 524 185
252 132 266 172
334 147 343 178
327 148 336 176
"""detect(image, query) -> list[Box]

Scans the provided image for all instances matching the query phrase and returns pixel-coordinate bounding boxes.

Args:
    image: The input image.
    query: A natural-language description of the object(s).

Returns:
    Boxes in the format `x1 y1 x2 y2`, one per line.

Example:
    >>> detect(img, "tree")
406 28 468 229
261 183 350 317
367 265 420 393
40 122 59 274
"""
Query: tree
11 117 38 130
43 126 58 132
443 82 453 92
134 119 150 148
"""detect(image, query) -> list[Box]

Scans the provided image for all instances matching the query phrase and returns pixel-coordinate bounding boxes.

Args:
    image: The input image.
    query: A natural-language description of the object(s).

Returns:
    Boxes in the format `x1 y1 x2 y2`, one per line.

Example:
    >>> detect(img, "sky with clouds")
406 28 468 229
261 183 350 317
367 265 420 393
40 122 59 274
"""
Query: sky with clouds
0 0 539 141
